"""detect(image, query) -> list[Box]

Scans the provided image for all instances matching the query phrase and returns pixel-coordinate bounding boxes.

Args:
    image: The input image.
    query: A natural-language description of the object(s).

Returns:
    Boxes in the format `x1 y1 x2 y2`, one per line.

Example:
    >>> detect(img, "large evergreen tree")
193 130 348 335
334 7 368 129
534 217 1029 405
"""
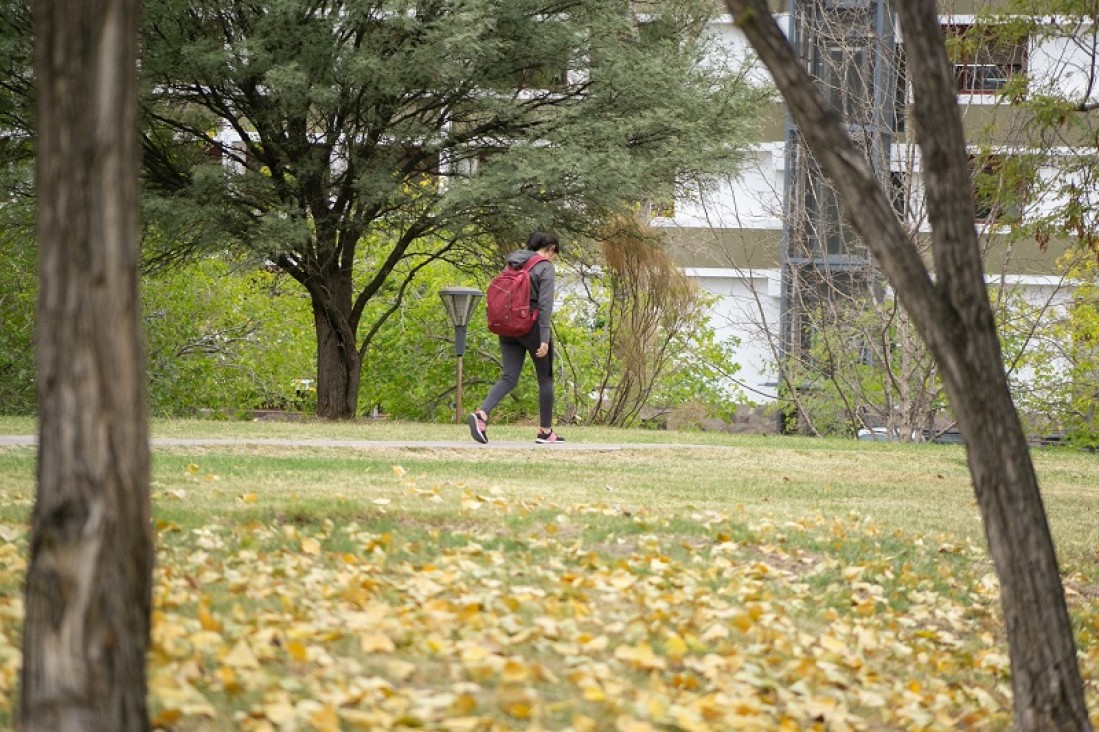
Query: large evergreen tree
138 0 766 418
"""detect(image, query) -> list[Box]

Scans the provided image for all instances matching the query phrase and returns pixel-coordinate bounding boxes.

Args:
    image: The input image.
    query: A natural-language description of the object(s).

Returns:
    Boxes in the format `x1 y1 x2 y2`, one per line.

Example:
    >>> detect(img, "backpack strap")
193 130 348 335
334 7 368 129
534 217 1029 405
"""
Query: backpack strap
520 254 546 271
521 254 547 307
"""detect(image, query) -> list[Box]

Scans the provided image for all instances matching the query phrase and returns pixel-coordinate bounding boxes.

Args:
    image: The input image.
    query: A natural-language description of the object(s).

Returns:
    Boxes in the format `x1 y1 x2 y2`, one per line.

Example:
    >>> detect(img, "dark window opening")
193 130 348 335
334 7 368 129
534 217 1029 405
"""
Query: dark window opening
945 23 1027 96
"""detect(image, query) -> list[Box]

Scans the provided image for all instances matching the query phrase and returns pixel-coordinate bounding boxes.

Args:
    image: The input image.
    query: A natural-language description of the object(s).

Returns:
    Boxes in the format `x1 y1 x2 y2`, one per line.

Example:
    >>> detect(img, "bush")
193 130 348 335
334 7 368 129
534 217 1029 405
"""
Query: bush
143 258 315 416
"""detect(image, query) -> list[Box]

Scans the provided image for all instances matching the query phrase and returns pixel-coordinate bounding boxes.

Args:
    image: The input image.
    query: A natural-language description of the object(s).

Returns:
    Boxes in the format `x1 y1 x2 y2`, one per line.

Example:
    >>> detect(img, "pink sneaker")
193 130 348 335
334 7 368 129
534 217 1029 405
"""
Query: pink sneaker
467 411 488 444
535 430 565 444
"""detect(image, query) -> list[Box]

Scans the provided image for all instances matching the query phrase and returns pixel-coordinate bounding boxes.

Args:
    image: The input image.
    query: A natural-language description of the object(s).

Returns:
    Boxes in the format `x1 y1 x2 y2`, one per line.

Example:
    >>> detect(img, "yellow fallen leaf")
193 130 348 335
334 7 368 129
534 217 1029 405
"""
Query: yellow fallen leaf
572 714 598 732
701 623 729 643
310 704 341 732
501 658 532 683
820 634 847 655
497 684 537 713
197 600 222 632
150 709 182 728
615 642 666 670
341 709 385 729
804 695 840 721
392 465 407 478
263 697 295 725
216 665 243 695
582 684 606 702
223 638 260 669
301 537 321 555
385 659 417 680
664 633 688 661
615 716 656 732
450 693 478 716
285 640 309 662
582 635 609 652
238 492 258 504
360 633 396 653
500 700 534 719
441 719 485 732
149 675 216 718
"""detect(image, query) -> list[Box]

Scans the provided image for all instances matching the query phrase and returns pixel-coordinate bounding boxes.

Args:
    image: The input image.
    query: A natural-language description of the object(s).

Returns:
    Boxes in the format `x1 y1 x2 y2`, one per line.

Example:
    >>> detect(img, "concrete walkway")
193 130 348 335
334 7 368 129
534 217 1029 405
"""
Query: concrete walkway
0 435 716 452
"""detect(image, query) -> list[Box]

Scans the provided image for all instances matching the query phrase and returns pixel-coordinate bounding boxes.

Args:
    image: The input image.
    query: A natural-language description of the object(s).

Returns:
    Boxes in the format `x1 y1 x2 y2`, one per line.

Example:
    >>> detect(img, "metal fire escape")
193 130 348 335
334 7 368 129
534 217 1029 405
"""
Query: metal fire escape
779 0 899 430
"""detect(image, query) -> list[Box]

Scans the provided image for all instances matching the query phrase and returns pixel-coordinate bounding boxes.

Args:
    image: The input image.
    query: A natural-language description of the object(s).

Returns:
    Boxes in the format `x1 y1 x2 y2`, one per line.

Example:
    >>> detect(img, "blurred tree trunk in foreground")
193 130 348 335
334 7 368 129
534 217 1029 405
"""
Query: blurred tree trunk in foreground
21 0 154 729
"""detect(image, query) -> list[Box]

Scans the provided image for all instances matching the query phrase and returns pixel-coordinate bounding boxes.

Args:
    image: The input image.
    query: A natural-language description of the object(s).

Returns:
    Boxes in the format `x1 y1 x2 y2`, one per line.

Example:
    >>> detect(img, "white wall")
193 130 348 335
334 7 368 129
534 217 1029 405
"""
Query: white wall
682 267 783 402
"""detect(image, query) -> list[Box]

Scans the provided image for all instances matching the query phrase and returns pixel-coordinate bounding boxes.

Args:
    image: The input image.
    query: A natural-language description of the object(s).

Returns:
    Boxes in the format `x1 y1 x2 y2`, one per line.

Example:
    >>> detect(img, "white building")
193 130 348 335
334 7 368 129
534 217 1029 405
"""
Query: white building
656 8 1097 404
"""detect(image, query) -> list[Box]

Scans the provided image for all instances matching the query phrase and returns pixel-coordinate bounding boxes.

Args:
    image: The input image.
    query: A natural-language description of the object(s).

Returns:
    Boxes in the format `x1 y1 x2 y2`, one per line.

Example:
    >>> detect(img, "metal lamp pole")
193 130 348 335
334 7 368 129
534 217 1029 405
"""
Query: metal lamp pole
439 287 482 423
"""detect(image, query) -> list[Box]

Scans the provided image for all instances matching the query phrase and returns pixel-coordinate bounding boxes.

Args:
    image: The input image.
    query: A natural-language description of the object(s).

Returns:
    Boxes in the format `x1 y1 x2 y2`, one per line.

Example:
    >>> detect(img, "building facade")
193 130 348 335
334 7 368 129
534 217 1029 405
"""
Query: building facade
658 3 1097 414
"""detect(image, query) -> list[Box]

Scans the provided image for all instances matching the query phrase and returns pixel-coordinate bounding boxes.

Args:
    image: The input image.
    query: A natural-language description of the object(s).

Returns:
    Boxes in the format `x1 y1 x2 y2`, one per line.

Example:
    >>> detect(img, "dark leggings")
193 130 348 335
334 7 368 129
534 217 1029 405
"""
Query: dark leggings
479 329 554 428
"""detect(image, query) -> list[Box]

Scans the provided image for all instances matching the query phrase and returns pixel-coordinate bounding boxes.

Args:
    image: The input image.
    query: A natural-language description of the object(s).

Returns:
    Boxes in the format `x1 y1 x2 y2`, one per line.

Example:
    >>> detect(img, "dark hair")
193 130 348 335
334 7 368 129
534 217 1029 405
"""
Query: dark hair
526 231 559 254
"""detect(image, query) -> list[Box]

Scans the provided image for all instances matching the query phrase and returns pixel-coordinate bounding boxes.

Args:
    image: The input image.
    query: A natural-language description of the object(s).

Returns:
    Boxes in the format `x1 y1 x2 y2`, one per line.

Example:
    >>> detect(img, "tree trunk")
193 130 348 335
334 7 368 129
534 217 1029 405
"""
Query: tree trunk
311 265 362 420
725 1 1091 728
22 0 153 730
894 4 1090 725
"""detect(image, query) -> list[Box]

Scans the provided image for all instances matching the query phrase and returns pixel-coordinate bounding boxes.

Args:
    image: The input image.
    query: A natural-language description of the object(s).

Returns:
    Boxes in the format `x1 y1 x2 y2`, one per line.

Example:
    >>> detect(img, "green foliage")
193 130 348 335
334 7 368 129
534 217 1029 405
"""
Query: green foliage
143 256 315 417
645 305 743 424
963 4 1099 447
976 4 1099 257
998 257 1099 448
356 252 742 425
780 297 945 439
356 261 517 423
133 0 767 417
0 188 36 415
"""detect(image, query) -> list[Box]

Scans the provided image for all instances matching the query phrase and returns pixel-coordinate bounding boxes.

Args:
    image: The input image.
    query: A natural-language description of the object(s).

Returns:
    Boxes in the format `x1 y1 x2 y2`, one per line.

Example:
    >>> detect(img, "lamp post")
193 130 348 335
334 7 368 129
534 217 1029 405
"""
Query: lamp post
439 287 482 423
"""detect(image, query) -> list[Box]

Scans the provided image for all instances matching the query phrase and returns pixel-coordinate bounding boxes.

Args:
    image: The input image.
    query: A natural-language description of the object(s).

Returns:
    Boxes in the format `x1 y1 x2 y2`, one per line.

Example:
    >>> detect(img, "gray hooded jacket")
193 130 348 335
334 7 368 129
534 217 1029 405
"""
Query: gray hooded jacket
504 249 555 343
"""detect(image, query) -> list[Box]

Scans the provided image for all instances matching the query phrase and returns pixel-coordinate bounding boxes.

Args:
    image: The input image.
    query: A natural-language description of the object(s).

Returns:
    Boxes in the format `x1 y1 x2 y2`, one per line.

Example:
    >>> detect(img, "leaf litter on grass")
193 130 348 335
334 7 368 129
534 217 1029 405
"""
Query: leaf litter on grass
2 469 1099 731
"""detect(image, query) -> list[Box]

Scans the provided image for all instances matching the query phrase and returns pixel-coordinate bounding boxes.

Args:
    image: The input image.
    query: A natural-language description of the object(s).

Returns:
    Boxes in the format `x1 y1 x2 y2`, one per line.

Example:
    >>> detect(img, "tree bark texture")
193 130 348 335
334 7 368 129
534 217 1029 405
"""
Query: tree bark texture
22 0 153 730
310 264 362 420
725 1 1091 728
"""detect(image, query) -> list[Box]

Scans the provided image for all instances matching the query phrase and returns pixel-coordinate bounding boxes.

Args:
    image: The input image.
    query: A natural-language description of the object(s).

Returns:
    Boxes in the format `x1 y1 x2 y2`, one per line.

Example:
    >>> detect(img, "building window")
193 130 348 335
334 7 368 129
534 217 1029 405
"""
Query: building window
944 23 1027 96
822 42 871 123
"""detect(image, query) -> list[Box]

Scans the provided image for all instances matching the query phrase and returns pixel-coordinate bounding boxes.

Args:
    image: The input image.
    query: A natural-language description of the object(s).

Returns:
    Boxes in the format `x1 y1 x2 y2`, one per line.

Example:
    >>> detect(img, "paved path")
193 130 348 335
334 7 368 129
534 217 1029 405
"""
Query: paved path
0 435 716 452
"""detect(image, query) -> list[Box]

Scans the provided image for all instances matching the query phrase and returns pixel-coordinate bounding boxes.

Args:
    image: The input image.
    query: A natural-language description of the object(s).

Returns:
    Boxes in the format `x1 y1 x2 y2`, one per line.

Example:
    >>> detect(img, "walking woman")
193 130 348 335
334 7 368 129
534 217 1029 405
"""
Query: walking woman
468 232 565 444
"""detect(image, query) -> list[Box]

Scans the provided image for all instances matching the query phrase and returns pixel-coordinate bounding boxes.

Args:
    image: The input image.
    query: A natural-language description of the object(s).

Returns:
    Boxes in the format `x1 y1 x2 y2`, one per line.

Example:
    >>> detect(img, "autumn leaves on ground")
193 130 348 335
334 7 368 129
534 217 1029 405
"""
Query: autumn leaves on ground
0 422 1098 730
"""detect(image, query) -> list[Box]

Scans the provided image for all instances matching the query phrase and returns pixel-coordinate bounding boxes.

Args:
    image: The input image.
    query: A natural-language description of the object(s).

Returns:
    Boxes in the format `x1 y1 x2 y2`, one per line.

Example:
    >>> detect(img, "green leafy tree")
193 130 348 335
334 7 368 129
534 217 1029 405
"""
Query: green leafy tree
143 256 315 417
356 257 503 422
998 255 1099 448
0 7 36 415
0 184 35 415
136 0 767 419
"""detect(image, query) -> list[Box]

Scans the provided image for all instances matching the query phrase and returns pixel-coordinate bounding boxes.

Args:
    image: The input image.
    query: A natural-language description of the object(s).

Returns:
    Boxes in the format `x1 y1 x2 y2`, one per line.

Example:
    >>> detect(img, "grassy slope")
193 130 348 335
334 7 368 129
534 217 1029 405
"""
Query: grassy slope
1 418 1097 728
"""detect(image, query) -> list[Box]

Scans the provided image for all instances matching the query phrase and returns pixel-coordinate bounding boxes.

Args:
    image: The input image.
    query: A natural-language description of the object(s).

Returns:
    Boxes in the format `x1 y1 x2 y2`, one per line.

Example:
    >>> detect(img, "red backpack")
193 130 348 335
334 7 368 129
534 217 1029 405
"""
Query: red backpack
485 255 545 337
